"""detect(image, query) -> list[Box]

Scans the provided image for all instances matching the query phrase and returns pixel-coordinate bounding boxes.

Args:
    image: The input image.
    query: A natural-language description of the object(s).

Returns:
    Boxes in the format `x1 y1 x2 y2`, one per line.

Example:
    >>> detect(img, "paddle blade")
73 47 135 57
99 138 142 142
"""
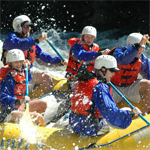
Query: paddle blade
20 102 37 144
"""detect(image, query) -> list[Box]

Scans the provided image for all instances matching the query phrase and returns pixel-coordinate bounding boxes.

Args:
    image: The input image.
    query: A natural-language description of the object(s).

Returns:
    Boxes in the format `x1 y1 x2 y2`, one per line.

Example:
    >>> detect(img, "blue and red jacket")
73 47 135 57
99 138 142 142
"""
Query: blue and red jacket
0 66 31 112
111 45 150 85
69 78 132 136
2 32 61 68
65 38 99 78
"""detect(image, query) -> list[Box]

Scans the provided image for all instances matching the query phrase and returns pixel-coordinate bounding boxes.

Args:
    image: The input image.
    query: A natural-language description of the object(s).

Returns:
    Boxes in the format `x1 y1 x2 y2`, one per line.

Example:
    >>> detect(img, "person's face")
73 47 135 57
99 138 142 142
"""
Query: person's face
10 60 24 71
22 25 31 37
105 70 115 82
135 47 145 58
99 69 115 82
83 34 95 46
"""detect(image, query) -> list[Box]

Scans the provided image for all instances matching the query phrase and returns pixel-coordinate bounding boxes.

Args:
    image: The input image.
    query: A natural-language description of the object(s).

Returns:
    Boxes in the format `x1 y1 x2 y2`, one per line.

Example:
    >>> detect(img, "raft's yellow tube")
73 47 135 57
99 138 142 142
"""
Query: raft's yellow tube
0 115 150 150
29 77 70 99
52 77 70 93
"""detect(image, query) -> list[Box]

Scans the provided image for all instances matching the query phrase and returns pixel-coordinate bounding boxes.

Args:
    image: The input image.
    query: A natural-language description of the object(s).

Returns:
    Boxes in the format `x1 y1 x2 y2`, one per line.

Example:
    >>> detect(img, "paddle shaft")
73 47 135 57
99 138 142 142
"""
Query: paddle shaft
109 82 150 125
25 63 29 109
64 110 72 119
25 64 29 96
46 40 65 62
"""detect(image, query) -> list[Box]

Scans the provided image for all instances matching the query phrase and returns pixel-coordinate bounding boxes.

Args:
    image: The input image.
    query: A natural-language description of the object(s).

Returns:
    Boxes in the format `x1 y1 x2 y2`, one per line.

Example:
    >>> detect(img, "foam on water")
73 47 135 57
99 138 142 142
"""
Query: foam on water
19 116 37 144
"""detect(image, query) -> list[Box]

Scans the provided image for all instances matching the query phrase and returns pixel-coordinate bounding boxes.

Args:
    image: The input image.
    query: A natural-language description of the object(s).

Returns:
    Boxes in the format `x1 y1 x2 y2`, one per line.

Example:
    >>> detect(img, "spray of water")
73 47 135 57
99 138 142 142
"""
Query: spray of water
19 116 37 144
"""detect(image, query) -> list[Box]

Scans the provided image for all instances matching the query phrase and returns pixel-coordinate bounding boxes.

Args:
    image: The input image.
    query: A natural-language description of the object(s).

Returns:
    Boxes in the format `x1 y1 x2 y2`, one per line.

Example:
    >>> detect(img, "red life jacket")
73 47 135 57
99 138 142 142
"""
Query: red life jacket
0 65 26 108
14 32 36 64
0 65 10 83
71 78 102 118
15 33 36 64
23 45 36 64
111 59 142 86
66 38 99 75
107 46 142 86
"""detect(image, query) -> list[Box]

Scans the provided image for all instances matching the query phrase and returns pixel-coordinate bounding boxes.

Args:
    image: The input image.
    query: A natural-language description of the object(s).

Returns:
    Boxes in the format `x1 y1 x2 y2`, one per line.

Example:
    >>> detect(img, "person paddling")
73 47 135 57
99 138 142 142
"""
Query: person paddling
0 49 47 127
109 33 150 115
2 15 68 94
69 55 141 136
65 26 110 90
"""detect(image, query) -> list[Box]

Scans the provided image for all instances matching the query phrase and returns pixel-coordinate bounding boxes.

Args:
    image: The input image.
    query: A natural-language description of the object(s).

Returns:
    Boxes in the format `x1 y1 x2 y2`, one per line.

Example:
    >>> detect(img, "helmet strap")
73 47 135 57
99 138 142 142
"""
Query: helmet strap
100 67 107 77
9 63 13 69
95 68 107 83
22 31 27 38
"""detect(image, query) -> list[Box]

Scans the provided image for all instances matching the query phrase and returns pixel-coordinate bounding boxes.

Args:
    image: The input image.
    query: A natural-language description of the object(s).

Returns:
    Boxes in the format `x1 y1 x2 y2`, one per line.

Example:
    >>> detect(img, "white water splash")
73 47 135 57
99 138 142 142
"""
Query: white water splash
19 116 37 144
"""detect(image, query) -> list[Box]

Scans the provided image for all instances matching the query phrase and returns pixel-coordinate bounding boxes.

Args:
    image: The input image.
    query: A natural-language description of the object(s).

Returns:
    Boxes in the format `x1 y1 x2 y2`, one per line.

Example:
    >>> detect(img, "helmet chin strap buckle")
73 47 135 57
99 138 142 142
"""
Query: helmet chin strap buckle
95 68 107 83
100 67 107 76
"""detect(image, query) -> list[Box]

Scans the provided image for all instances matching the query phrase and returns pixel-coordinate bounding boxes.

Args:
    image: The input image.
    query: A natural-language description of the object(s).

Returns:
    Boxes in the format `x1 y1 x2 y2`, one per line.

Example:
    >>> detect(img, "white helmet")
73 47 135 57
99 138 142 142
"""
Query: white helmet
81 26 97 38
6 49 25 63
94 55 119 72
12 15 31 33
127 33 145 48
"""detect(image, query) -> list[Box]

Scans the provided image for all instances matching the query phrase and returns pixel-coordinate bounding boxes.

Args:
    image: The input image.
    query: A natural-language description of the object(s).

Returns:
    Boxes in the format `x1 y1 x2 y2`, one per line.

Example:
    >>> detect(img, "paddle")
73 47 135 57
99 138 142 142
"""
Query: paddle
109 82 150 125
44 41 71 119
20 62 36 144
46 39 65 62
24 62 30 118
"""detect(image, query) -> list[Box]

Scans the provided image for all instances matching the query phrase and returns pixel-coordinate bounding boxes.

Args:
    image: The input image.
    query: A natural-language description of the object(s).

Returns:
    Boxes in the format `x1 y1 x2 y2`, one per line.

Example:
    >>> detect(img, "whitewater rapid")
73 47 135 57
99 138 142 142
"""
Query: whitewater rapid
0 29 150 78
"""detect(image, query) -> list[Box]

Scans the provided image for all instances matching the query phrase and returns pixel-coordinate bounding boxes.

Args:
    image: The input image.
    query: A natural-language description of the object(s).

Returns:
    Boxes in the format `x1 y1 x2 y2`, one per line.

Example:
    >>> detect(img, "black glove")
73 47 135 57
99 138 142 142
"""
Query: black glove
58 59 64 66
14 97 21 106
133 43 141 51
34 37 39 44
129 111 135 118
98 50 102 56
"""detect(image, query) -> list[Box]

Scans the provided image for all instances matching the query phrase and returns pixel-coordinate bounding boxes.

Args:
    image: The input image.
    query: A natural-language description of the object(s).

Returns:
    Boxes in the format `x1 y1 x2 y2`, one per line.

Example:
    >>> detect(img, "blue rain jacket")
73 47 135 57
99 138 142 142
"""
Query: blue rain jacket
0 70 32 111
69 82 132 136
71 42 99 62
3 32 61 68
113 46 150 79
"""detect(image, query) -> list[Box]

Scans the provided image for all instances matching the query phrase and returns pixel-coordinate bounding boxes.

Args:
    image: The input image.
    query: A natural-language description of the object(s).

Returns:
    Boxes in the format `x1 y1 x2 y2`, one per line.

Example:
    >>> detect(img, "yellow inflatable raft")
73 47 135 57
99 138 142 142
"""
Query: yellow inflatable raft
0 114 150 150
1 77 149 150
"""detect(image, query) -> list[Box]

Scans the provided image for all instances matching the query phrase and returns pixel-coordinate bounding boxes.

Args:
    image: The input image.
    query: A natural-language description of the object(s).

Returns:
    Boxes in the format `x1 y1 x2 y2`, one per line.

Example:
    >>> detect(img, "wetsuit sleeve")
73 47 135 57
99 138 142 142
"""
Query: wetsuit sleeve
140 53 150 79
113 46 139 65
35 44 61 64
92 82 132 129
0 75 17 110
3 32 35 51
71 43 99 61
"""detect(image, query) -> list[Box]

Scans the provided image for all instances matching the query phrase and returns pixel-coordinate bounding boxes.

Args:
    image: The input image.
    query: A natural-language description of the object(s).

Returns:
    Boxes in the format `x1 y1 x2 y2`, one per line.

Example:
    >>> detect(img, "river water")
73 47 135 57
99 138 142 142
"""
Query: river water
1 28 149 77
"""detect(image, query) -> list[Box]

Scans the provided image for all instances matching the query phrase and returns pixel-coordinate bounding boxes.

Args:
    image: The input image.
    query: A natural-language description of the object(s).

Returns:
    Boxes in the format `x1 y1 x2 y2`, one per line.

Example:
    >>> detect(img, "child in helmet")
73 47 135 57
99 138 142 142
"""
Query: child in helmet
109 33 150 115
65 26 110 89
2 15 68 95
0 49 47 127
69 55 141 136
